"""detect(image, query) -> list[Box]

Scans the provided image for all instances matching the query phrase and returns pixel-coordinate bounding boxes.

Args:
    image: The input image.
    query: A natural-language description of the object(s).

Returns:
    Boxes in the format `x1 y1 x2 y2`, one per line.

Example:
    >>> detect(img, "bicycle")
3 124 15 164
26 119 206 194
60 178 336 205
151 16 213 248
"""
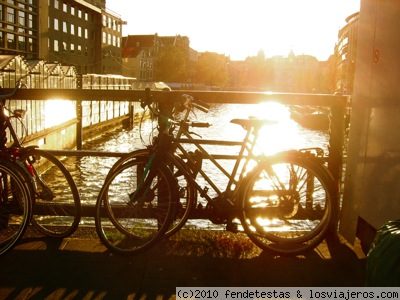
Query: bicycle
95 90 337 255
0 157 32 255
0 80 81 239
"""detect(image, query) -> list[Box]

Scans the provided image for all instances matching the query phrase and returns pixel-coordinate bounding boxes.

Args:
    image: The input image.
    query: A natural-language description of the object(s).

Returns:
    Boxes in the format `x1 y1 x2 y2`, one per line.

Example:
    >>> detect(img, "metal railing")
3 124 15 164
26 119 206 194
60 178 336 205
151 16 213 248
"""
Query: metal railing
3 88 348 214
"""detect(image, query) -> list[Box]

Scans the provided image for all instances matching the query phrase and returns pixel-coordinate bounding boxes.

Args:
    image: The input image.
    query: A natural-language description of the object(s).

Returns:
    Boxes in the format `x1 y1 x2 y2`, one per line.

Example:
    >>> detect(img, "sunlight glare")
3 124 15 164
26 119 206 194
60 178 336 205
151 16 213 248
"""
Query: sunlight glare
44 99 76 128
245 102 303 155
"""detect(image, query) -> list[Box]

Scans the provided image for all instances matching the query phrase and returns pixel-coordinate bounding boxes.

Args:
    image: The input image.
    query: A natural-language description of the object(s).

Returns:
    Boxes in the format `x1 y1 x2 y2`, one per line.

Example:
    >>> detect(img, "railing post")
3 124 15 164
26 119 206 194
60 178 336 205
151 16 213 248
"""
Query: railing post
328 101 346 229
128 101 134 129
76 74 83 150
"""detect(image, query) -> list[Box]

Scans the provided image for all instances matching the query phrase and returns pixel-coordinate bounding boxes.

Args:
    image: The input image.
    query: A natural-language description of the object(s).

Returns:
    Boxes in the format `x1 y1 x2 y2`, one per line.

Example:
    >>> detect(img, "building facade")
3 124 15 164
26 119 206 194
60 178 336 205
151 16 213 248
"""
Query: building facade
121 34 191 81
335 12 359 94
0 0 124 74
0 0 39 58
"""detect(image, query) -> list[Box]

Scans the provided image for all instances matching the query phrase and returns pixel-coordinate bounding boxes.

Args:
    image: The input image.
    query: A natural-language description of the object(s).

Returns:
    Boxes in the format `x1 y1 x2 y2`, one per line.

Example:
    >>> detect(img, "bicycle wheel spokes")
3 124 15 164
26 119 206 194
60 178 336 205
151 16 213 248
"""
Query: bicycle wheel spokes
96 157 177 254
241 154 333 254
0 162 31 256
29 150 81 238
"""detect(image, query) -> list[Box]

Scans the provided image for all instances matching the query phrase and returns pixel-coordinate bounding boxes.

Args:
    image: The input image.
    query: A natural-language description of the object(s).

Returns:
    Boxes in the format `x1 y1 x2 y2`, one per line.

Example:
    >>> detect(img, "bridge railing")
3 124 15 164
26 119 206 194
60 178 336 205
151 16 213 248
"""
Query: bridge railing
4 88 348 212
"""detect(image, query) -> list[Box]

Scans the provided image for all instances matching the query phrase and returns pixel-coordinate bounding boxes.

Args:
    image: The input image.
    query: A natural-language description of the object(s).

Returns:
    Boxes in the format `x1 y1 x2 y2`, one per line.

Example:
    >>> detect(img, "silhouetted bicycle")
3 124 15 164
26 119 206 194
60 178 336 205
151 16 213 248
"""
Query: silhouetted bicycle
95 90 337 255
0 79 80 242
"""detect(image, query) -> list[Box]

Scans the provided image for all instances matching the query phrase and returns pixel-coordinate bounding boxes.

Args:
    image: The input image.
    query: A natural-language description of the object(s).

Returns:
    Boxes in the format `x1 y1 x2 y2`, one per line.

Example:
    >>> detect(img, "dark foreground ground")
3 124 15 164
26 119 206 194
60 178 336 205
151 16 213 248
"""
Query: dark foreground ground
0 227 366 300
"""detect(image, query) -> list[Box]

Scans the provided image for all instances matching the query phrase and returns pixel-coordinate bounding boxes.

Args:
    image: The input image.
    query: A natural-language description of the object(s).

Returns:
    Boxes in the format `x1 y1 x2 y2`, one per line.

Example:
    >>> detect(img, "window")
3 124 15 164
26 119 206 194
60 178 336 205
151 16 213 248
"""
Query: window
107 33 111 45
78 26 81 37
54 39 59 52
28 38 33 51
63 21 67 33
112 35 116 47
62 41 67 51
102 32 106 43
28 14 33 27
102 15 107 26
63 3 67 13
84 28 88 39
54 0 59 9
18 35 25 50
117 37 120 47
78 9 82 18
70 43 74 52
84 12 88 21
54 18 59 30
70 24 74 35
18 11 25 26
7 7 15 23
71 6 75 15
77 44 81 52
7 33 15 49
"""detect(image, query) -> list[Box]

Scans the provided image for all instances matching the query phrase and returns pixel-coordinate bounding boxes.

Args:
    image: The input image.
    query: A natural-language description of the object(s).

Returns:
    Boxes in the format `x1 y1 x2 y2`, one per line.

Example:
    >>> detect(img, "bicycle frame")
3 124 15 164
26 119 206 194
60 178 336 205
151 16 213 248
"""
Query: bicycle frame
147 98 270 207
172 127 262 204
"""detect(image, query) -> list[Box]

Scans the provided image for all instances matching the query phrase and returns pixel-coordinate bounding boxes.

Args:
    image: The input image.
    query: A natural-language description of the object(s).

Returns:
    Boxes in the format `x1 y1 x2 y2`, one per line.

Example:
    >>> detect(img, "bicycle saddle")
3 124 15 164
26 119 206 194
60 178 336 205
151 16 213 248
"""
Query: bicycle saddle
230 118 277 130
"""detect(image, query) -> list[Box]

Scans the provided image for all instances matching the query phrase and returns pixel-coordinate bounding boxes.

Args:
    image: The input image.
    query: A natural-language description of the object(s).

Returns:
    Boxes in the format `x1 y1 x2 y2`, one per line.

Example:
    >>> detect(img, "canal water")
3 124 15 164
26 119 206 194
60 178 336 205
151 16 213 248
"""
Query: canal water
64 102 329 227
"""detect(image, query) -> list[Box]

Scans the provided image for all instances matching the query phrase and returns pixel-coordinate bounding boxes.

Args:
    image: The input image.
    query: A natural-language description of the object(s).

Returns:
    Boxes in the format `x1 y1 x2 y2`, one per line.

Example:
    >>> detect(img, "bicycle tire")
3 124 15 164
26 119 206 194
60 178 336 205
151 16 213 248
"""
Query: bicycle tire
240 151 336 255
0 160 32 256
95 155 178 255
24 149 81 238
102 149 197 238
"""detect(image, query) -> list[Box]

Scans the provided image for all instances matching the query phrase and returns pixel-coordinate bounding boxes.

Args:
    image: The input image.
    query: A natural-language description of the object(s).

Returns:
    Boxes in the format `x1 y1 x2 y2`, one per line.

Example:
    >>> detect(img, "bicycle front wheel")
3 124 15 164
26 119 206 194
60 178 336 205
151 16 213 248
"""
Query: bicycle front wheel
26 149 81 238
240 151 336 255
0 160 32 256
95 155 178 255
102 149 197 238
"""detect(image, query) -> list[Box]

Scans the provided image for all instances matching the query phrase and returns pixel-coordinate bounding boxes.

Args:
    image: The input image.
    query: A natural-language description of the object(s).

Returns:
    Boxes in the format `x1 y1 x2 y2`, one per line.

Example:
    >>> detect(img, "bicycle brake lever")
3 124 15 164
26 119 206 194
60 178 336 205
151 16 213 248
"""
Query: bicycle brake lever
188 131 202 138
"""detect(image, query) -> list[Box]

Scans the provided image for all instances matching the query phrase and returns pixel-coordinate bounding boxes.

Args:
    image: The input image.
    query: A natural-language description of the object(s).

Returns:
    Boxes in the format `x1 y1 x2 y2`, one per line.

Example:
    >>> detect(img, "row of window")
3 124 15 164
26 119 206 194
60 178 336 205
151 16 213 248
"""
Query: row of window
0 5 35 28
102 14 121 32
102 31 120 47
52 39 88 55
52 0 89 21
50 17 89 38
0 31 34 52
4 0 35 11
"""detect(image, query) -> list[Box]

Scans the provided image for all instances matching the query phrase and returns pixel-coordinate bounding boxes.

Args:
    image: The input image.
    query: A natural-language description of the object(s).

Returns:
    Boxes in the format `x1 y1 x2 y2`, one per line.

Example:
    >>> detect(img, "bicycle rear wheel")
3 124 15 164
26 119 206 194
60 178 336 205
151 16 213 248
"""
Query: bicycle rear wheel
240 151 336 255
95 155 178 255
25 149 81 238
0 160 32 256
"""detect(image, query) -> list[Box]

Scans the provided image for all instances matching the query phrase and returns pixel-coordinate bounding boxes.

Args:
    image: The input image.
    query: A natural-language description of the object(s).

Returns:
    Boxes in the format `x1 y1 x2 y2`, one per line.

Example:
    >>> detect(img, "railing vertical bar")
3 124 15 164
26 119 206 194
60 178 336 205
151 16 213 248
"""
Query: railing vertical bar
328 103 346 228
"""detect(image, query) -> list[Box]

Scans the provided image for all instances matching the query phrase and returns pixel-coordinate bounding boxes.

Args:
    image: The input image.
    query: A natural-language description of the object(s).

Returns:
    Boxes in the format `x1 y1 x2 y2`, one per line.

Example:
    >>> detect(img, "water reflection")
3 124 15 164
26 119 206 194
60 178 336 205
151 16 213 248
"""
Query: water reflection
65 102 329 228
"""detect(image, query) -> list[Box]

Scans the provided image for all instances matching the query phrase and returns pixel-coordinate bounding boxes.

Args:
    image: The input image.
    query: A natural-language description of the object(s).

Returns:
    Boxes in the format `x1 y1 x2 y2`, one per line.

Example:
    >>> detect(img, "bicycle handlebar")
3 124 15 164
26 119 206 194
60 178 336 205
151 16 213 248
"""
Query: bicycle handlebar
192 99 210 113
190 121 211 128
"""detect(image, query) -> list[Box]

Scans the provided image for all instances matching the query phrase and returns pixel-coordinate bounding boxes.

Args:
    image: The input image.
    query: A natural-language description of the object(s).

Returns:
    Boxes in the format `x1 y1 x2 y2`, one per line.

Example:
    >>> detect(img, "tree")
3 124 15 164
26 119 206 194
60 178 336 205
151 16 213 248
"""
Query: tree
194 52 229 87
154 45 189 82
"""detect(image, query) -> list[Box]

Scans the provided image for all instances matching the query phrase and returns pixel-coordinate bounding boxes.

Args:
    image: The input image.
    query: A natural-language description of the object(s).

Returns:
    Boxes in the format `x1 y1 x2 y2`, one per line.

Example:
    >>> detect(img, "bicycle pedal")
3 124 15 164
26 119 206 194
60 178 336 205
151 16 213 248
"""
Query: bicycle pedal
38 190 54 201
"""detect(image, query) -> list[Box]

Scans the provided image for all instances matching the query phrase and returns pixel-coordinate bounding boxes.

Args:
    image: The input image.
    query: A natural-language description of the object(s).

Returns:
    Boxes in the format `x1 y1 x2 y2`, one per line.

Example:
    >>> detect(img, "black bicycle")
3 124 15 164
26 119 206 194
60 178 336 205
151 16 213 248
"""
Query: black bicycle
0 80 81 240
95 90 337 255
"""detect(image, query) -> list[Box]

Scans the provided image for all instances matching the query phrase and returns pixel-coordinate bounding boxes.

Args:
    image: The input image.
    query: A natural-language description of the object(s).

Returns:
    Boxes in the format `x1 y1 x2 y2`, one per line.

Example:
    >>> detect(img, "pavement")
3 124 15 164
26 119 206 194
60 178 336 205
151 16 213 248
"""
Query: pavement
0 227 367 300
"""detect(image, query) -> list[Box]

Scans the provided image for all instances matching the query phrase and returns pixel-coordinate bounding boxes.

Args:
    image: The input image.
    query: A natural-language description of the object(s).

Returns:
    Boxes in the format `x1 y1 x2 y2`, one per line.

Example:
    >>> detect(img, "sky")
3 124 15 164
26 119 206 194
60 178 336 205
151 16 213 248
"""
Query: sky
106 0 360 61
